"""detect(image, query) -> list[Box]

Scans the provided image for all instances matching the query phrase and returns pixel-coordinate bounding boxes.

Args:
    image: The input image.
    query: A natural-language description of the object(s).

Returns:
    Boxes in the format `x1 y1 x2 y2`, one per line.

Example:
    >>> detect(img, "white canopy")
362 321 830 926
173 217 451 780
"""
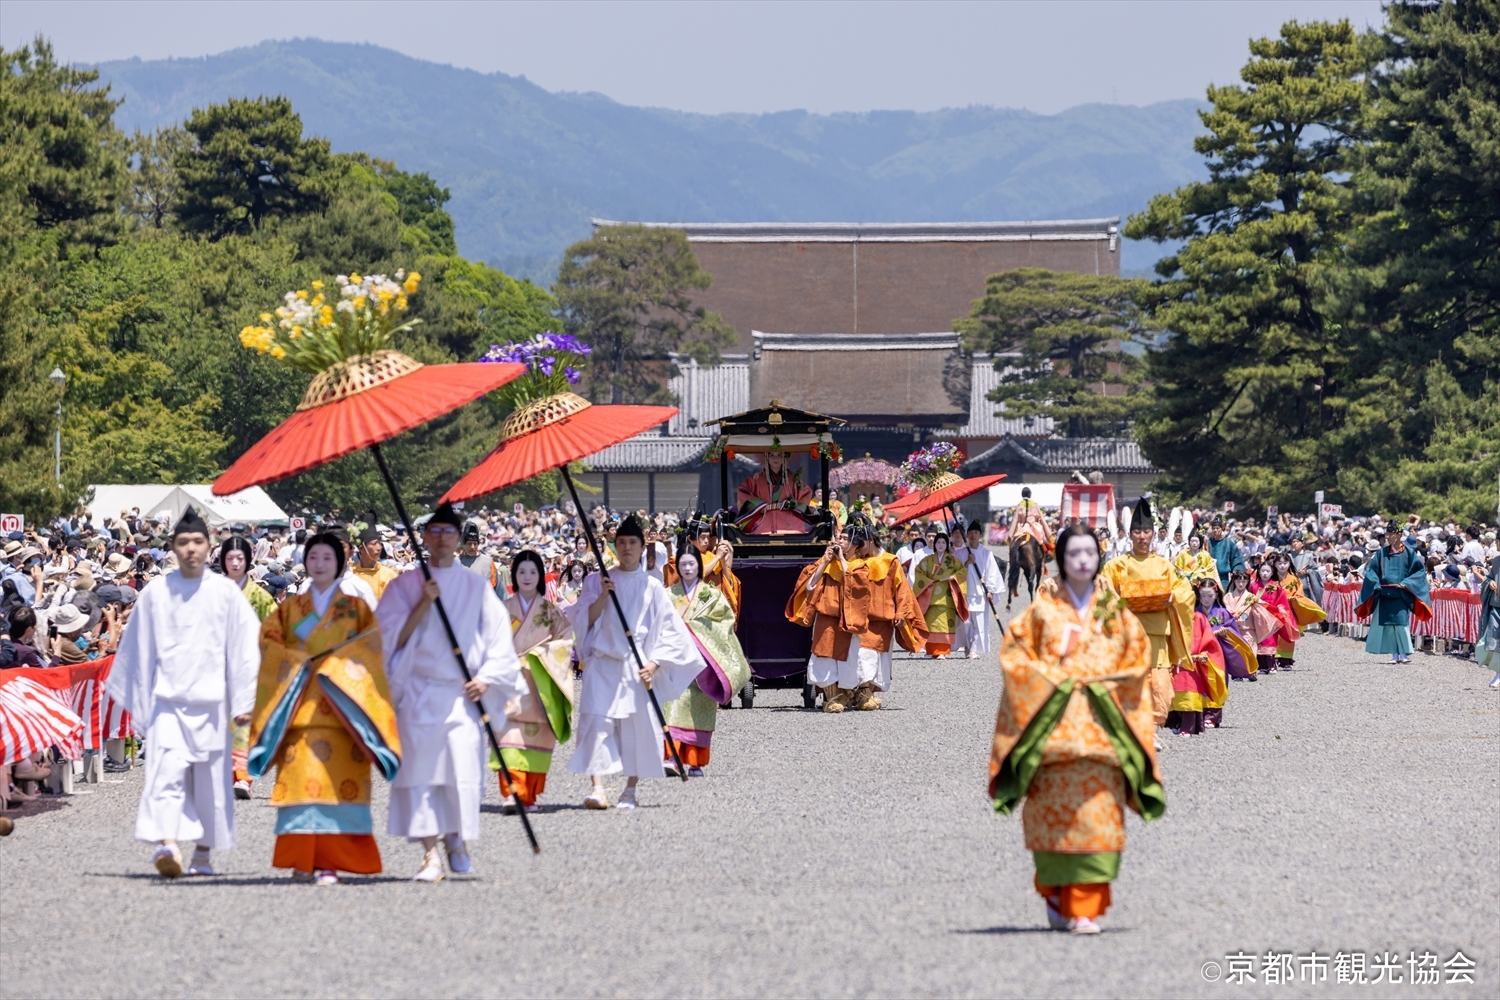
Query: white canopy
989 481 1067 510
86 484 288 529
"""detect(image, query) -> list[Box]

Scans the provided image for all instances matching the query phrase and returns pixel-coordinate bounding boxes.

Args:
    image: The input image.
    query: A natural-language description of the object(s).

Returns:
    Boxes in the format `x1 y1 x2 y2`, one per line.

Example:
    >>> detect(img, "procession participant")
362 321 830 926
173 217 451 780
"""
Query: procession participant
786 528 863 713
496 549 573 813
219 536 275 801
1167 574 1229 736
1172 532 1219 587
566 515 702 810
1206 516 1246 582
912 531 968 658
1097 496 1194 732
662 546 751 775
954 520 1005 659
1356 522 1432 665
1008 487 1055 555
1477 554 1500 688
735 449 815 534
1200 577 1256 690
1249 560 1299 673
248 533 399 884
1223 570 1276 669
458 522 501 597
295 524 377 609
105 506 261 879
894 525 922 578
843 513 925 710
663 516 741 618
351 524 399 602
989 524 1163 935
376 502 527 882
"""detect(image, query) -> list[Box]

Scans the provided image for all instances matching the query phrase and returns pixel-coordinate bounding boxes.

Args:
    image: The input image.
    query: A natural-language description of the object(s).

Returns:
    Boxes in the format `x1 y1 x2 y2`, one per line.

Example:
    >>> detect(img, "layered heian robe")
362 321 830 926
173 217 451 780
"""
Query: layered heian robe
1477 556 1500 671
1167 610 1229 735
1097 553 1193 726
1172 549 1220 588
662 580 751 767
105 570 260 849
565 565 703 778
954 544 1006 654
1356 545 1432 655
1248 578 1300 658
663 545 742 620
989 578 1164 917
1205 602 1256 680
786 555 865 691
249 589 400 874
231 578 276 787
495 593 574 807
735 468 814 534
1008 500 1055 553
913 553 969 655
375 563 526 842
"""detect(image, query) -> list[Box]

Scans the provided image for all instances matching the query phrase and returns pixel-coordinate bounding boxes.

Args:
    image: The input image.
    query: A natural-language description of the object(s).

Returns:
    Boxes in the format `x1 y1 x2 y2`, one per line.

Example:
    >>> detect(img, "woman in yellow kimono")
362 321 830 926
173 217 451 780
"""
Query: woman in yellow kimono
663 546 751 775
990 524 1164 935
496 550 574 813
1172 532 1219 587
249 534 400 885
912 532 968 657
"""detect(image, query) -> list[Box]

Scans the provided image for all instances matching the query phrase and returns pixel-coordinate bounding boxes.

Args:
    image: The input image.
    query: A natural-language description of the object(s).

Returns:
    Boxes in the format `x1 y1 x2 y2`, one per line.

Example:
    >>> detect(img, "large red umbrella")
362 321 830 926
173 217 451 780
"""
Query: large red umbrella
895 473 1007 627
441 394 675 502
214 352 522 494
440 392 696 780
210 349 548 853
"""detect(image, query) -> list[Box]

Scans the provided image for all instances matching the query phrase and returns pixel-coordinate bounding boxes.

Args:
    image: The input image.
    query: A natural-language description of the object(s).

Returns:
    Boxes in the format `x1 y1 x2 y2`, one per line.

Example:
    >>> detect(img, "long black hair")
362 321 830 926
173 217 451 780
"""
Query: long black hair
510 549 545 594
217 536 253 576
304 531 346 579
1053 523 1103 579
675 545 703 581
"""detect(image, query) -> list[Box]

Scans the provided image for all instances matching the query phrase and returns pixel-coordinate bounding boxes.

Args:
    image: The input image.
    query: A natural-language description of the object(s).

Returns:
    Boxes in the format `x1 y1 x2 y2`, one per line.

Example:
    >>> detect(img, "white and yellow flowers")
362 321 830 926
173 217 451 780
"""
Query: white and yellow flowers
239 270 422 372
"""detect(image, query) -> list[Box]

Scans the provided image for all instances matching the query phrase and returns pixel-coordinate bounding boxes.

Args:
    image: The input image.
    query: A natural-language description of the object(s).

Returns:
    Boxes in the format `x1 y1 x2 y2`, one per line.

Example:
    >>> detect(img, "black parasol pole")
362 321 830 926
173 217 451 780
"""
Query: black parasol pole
370 443 541 853
940 506 1006 634
561 466 689 782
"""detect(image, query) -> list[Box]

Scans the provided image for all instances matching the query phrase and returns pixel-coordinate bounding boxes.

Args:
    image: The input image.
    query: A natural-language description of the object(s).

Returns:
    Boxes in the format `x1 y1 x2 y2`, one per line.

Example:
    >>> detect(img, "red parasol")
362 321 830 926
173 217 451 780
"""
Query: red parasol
214 352 523 495
893 474 1005 525
439 392 695 780
441 394 676 502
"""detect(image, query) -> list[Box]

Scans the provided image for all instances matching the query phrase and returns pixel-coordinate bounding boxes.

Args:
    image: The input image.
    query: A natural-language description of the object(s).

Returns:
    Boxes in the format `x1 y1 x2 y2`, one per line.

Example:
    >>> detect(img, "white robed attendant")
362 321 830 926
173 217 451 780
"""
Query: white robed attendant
105 507 260 878
955 530 1006 657
565 516 702 810
375 505 526 882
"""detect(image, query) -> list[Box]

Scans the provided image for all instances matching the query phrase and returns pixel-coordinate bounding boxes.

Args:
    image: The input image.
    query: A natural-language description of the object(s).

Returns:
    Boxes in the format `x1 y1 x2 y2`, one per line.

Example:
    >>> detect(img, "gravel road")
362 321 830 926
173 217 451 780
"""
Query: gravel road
3 613 1496 999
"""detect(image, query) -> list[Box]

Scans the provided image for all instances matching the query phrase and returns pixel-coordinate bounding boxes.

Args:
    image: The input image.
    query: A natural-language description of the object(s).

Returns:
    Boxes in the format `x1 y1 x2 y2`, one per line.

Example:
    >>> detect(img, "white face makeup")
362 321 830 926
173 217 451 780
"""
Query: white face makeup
1062 533 1100 587
678 553 701 587
515 560 540 596
223 549 247 581
305 543 340 590
1198 585 1217 608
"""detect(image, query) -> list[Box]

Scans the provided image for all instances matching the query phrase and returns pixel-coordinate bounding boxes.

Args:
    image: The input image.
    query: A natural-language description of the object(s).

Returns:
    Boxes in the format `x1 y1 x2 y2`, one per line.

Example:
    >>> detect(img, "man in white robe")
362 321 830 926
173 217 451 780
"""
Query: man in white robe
565 515 702 810
376 503 526 883
954 522 1006 658
105 507 260 878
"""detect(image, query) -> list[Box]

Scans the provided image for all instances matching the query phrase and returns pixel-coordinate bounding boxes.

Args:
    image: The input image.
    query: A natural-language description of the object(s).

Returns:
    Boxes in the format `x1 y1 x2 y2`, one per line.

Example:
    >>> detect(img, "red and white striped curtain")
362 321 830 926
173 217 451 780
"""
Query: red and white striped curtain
1060 484 1115 530
0 677 84 766
0 657 131 763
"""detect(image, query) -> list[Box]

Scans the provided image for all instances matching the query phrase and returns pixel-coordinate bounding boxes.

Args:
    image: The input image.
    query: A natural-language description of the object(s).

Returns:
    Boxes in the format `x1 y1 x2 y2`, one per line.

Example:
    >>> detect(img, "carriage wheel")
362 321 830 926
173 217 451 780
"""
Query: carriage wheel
740 680 755 709
802 683 817 710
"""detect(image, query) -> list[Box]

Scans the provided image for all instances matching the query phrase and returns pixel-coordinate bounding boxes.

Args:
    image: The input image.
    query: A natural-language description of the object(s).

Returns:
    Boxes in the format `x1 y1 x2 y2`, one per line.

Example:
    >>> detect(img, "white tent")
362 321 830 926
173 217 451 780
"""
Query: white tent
86 484 288 529
989 481 1067 510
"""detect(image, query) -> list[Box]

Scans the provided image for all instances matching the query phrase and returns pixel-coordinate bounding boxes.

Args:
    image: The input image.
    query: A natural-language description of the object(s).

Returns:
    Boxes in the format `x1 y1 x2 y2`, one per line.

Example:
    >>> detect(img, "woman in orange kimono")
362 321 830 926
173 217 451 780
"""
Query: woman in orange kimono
989 524 1164 935
249 533 400 885
496 550 574 813
1249 560 1300 673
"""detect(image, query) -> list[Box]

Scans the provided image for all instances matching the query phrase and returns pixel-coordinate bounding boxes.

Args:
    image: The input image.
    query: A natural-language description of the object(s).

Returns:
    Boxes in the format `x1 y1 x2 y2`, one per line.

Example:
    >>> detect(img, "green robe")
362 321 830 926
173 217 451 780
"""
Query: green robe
663 581 751 741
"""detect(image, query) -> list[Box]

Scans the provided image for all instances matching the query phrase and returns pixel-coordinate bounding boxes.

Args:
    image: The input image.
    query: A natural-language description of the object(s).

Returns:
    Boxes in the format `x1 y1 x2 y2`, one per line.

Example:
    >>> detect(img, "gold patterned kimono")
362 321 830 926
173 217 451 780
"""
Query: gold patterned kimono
913 552 969 655
249 590 399 873
1097 552 1194 726
989 578 1163 897
494 594 574 807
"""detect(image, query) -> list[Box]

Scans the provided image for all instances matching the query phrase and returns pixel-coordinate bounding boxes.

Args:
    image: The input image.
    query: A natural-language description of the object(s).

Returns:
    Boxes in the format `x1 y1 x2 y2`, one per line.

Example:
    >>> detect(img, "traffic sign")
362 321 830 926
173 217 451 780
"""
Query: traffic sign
289 516 305 531
0 513 23 534
1314 490 1324 505
1320 503 1342 519
514 503 525 514
1223 502 1236 513
1267 505 1278 519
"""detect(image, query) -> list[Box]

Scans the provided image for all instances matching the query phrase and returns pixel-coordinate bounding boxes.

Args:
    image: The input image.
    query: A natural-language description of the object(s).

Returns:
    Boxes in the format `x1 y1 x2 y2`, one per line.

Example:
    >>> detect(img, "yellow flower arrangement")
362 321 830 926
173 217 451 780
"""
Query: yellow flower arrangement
238 270 422 373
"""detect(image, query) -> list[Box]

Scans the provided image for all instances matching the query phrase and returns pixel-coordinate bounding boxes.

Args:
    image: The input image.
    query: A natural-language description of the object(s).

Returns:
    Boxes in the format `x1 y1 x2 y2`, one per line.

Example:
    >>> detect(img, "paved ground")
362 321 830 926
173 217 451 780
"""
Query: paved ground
3 604 1496 998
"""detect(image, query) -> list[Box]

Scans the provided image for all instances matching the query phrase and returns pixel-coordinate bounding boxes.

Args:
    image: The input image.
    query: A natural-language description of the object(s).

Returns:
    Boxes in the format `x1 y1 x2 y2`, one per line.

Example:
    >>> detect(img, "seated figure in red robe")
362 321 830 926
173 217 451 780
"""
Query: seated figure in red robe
735 450 814 534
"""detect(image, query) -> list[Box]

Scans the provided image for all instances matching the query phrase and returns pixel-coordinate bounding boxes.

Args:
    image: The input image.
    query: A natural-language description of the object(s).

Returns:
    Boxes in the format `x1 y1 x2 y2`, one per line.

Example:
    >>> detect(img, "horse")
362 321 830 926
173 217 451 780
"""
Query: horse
1007 533 1046 608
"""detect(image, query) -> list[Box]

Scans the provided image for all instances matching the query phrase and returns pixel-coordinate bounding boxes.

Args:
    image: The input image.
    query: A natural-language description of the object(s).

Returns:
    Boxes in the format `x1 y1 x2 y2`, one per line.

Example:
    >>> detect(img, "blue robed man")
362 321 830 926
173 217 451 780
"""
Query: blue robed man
1205 516 1246 582
1356 521 1432 663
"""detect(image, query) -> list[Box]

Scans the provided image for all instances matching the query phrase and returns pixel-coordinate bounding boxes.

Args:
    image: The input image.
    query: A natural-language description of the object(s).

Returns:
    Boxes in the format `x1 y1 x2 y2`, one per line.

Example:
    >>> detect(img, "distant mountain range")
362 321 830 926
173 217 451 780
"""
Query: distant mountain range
97 39 1206 282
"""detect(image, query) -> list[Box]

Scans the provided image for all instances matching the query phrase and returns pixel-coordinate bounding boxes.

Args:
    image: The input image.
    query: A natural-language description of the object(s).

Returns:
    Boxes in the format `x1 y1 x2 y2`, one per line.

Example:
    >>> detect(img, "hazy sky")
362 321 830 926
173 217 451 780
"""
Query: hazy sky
2 0 1385 115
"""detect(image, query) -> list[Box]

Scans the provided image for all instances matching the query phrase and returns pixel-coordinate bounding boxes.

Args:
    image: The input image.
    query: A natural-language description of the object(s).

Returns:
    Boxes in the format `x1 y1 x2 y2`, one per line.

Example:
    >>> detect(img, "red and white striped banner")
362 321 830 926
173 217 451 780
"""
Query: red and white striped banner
1320 582 1368 625
0 677 84 766
1322 583 1479 641
1060 484 1115 530
0 657 130 761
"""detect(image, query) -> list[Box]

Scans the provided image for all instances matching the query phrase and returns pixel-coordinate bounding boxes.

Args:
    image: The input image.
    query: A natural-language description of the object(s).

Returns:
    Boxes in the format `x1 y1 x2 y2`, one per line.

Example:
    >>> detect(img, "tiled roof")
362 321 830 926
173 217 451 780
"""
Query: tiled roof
935 355 1057 439
593 219 1121 244
669 355 749 436
963 434 1156 474
583 433 758 473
